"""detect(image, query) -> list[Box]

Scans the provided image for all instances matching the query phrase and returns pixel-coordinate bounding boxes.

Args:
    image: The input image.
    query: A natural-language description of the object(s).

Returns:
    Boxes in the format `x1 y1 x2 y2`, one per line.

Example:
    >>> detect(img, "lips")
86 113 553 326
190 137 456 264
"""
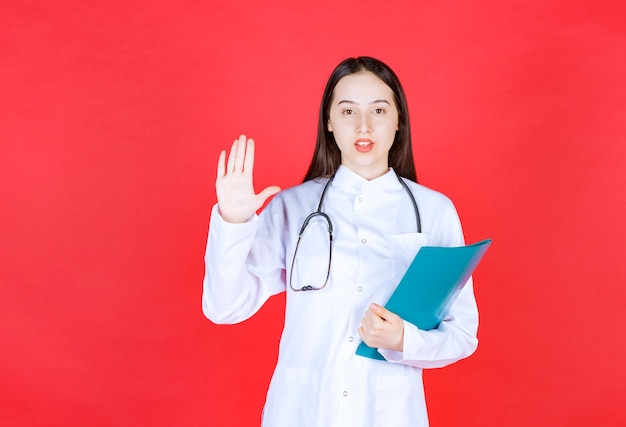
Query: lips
354 138 374 153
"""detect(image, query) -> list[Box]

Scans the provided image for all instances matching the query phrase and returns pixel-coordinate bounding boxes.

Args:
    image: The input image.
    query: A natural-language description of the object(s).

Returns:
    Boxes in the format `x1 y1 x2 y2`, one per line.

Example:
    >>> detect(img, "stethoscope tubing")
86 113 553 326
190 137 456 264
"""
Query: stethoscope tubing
312 171 421 234
289 171 421 292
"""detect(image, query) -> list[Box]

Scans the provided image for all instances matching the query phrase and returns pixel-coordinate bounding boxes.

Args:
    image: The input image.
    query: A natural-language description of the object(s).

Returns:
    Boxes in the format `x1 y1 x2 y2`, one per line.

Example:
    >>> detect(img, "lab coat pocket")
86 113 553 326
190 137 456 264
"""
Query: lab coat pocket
374 375 427 427
263 366 319 427
390 233 429 281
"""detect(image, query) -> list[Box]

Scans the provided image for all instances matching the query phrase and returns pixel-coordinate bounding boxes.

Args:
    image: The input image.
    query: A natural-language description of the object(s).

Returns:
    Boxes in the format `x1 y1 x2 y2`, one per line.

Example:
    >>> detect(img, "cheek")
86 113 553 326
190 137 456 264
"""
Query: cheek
333 132 352 148
329 120 350 137
381 121 399 137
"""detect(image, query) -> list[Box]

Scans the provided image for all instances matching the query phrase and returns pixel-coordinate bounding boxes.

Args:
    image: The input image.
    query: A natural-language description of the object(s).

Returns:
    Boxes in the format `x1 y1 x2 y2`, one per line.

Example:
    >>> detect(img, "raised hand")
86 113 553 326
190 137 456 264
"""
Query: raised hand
216 135 281 223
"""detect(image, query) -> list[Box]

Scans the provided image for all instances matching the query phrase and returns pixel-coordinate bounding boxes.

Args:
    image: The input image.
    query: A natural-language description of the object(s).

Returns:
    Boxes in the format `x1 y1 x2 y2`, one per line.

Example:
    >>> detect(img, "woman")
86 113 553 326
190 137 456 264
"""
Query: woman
203 57 478 427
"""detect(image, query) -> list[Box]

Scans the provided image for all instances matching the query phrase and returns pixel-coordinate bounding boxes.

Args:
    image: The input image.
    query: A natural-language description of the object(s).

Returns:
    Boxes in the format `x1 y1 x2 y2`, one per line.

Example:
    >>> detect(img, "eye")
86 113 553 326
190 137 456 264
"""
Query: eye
373 108 385 114
342 109 355 115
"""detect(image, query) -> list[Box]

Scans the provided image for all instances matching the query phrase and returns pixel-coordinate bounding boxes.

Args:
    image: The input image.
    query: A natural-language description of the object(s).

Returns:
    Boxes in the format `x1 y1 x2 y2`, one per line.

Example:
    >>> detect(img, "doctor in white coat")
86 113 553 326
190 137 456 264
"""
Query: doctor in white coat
203 57 479 427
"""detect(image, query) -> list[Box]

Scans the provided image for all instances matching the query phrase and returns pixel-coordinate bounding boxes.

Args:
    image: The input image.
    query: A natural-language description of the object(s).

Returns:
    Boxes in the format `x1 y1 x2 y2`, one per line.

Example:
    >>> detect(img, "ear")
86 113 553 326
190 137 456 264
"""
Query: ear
327 120 333 132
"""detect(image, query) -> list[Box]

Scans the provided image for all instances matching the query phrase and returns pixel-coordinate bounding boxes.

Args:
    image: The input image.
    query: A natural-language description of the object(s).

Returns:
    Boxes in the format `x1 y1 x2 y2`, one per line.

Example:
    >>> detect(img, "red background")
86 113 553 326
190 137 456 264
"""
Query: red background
2 1 625 426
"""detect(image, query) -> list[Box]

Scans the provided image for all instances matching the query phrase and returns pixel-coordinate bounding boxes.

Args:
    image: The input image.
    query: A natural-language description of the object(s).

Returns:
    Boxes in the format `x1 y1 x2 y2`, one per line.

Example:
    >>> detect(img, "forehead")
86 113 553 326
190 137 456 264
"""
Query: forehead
331 71 395 103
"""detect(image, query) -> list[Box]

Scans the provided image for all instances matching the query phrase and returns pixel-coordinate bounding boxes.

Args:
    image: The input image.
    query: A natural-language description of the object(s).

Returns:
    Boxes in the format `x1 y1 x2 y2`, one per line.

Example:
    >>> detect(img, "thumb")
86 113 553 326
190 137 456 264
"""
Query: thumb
370 303 391 320
256 185 281 204
370 303 401 323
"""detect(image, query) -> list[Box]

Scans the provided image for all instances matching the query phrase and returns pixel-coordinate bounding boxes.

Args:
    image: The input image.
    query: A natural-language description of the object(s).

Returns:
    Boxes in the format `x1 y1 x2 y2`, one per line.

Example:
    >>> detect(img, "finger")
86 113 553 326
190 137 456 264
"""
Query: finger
366 303 386 321
216 150 226 179
227 138 238 172
362 314 381 335
357 325 365 340
256 185 281 203
233 135 247 173
360 315 369 329
363 312 385 334
243 137 255 175
363 310 376 325
369 303 395 322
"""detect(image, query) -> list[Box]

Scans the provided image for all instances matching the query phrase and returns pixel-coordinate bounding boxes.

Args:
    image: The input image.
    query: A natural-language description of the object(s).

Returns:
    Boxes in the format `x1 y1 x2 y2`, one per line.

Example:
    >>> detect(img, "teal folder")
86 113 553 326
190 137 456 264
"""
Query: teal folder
356 239 492 360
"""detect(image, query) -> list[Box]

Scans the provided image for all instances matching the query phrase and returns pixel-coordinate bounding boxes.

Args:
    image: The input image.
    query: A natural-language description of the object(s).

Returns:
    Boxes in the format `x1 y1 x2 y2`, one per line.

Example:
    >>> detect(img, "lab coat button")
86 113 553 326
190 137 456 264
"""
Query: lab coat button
343 391 348 397
357 286 363 292
360 238 366 244
348 336 354 342
358 196 364 202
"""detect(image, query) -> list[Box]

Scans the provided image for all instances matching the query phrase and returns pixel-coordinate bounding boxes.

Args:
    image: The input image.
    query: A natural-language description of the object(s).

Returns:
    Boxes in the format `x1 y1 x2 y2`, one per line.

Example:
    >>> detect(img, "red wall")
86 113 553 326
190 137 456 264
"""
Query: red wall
2 1 625 426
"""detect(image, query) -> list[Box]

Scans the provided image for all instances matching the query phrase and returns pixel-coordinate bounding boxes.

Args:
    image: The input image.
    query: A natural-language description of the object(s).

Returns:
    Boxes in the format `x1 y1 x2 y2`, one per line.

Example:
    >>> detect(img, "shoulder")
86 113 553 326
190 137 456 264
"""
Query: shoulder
400 178 464 244
262 178 329 217
271 178 329 204
401 178 456 210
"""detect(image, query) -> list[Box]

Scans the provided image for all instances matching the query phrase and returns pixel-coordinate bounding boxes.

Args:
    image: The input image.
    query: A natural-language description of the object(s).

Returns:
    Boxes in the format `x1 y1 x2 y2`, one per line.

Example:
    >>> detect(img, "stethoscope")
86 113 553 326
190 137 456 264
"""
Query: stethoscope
289 170 422 292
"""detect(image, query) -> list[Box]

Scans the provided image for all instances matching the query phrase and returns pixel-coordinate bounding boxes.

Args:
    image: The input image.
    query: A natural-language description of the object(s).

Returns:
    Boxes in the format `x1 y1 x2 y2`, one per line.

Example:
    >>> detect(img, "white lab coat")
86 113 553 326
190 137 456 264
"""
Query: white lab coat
203 166 478 427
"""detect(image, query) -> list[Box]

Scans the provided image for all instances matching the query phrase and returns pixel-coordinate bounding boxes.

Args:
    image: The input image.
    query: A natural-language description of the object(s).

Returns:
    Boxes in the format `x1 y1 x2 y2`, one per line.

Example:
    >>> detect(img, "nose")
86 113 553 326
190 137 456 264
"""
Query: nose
357 114 372 133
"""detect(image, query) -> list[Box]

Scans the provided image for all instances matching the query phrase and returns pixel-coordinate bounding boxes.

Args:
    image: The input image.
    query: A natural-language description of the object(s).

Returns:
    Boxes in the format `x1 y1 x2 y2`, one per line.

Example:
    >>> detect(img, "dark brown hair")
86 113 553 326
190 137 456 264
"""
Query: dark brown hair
303 56 417 182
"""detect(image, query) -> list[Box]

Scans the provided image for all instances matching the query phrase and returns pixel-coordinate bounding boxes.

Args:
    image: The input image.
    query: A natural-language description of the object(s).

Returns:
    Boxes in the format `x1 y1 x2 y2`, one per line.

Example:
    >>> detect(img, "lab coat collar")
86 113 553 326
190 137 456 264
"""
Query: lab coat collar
333 165 402 193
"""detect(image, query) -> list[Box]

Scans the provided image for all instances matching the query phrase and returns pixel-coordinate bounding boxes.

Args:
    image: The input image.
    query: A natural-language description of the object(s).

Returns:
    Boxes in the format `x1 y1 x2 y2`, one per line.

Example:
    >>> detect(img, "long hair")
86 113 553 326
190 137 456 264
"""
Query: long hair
303 57 417 182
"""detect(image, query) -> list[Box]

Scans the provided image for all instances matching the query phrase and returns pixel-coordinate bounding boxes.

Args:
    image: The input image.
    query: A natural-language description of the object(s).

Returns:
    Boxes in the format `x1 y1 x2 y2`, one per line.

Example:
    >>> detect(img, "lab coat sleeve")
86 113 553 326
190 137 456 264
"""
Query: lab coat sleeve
378 200 479 368
378 280 479 368
202 202 286 324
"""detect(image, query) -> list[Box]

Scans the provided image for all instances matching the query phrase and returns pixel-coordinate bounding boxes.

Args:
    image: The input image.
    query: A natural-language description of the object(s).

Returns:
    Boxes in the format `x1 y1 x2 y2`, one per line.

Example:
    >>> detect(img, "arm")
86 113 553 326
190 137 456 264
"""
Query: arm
201 135 283 324
359 200 479 368
377 281 479 368
215 135 280 224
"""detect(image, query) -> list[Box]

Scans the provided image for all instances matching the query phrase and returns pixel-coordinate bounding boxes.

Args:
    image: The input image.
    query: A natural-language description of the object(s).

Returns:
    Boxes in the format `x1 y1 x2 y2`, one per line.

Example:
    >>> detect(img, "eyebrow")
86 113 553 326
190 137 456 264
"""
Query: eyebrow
337 99 391 105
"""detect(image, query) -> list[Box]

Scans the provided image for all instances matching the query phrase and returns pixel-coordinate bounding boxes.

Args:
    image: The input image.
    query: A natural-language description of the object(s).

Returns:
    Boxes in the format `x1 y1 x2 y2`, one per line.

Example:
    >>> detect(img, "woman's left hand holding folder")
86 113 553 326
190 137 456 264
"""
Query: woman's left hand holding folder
358 303 405 352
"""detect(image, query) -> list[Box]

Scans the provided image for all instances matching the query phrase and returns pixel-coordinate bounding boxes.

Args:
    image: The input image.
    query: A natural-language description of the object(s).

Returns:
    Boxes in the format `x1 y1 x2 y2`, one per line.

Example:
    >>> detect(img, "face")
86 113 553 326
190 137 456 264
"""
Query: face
327 71 399 180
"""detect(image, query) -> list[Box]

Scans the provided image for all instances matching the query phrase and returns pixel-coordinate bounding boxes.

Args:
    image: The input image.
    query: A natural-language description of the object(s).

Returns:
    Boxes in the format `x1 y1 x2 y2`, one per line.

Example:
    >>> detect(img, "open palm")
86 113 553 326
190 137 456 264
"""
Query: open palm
216 135 281 223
